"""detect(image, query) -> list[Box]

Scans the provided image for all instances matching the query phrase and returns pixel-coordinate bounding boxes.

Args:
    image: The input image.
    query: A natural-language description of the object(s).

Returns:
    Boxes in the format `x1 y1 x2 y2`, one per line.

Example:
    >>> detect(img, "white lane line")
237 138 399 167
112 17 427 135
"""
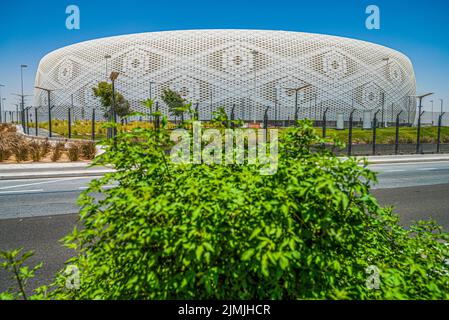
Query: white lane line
0 177 89 191
0 189 44 194
78 185 116 190
381 169 406 172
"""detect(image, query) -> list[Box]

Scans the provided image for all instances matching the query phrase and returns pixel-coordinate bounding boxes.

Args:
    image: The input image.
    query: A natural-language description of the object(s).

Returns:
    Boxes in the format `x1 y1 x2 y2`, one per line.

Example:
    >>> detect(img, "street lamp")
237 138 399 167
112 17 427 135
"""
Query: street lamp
284 84 312 124
0 84 5 123
440 99 444 115
109 71 119 138
20 65 28 131
251 50 258 123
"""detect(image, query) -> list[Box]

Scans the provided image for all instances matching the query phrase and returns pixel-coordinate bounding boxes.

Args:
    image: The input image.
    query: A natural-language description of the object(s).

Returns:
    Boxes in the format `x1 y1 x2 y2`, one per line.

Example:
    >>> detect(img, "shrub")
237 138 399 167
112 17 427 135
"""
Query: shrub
0 133 13 162
43 120 449 300
9 137 29 162
29 140 43 162
40 139 52 157
67 142 81 162
80 141 96 160
2 120 449 300
51 142 65 162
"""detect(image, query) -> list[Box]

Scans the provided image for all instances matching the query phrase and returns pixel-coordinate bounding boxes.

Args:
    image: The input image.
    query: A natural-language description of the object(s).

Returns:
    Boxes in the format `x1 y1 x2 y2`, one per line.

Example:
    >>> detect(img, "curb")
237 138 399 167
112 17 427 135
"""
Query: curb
0 170 114 180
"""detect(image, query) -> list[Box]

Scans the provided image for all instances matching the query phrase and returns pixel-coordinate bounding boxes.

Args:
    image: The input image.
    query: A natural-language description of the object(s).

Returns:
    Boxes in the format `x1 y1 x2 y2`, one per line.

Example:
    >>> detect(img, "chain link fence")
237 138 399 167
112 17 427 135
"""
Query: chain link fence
2 103 448 156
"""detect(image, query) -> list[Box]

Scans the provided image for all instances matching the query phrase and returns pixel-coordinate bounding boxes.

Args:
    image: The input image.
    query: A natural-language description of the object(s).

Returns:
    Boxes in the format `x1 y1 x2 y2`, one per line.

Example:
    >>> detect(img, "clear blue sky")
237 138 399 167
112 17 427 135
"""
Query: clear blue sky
1 0 448 112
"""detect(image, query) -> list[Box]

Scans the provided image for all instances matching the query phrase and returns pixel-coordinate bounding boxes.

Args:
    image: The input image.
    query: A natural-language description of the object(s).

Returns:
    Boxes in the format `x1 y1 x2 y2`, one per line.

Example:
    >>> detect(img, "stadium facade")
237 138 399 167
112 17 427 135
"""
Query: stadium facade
34 29 416 123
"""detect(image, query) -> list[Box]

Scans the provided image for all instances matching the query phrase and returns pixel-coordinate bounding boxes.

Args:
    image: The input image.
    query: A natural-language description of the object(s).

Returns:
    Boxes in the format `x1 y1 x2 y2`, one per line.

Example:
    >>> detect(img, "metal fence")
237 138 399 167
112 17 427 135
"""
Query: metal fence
2 104 448 156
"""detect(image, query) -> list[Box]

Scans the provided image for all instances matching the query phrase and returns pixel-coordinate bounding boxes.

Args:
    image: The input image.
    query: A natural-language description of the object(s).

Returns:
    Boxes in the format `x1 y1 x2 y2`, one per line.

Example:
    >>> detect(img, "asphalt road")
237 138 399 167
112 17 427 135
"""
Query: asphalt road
0 160 448 293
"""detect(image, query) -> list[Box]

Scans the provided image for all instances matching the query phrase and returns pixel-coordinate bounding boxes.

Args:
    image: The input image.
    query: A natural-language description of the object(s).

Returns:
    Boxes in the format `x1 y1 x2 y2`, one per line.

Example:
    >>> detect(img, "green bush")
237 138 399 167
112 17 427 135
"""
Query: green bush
45 120 449 299
2 120 449 300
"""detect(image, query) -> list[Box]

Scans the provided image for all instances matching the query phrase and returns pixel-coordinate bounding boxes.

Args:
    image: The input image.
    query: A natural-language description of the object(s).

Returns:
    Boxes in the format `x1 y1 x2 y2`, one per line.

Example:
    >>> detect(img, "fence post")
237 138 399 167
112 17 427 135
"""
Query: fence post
230 104 235 128
416 110 425 154
322 107 329 139
68 107 72 139
155 102 160 131
92 108 95 141
195 103 199 121
264 106 269 141
437 112 445 153
395 110 403 155
373 110 380 155
348 109 356 156
35 107 39 137
48 105 54 138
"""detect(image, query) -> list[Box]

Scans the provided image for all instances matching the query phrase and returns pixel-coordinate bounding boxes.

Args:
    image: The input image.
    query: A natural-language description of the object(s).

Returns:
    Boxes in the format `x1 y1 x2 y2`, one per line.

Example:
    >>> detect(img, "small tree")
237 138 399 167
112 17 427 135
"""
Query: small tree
92 82 131 120
161 88 191 123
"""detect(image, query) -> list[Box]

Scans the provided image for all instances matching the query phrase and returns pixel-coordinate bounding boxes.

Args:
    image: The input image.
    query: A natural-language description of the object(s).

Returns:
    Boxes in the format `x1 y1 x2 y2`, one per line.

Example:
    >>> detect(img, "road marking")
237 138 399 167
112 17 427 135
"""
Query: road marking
381 169 406 172
417 168 437 171
0 177 89 191
78 185 115 190
0 189 44 194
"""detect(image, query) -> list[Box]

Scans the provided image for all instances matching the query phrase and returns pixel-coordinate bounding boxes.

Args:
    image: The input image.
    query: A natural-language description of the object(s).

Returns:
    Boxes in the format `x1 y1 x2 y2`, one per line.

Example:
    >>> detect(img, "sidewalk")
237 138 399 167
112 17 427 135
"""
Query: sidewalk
1 154 448 180
0 162 113 180
354 153 449 164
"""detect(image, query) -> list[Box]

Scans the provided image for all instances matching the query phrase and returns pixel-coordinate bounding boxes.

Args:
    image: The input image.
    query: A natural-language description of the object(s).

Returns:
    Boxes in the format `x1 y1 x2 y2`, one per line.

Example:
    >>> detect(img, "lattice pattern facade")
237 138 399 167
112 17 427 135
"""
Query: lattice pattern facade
34 29 416 122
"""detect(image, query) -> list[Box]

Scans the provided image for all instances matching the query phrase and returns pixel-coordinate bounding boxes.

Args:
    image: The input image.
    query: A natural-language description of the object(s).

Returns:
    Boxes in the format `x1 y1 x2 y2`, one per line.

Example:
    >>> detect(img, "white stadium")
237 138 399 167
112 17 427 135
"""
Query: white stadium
34 29 416 123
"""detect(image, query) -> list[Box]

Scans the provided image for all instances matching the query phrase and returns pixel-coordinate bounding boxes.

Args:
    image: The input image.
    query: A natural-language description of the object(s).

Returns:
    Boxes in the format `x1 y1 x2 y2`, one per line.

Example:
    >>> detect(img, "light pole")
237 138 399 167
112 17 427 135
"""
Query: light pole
251 50 258 123
440 99 444 115
415 92 434 154
0 84 5 123
381 58 389 127
20 65 28 131
284 84 312 125
109 71 119 139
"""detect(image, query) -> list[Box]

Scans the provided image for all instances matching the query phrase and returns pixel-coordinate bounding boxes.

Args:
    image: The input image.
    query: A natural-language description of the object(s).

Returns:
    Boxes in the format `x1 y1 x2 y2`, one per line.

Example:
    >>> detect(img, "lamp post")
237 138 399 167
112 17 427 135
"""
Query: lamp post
440 99 444 115
0 84 5 123
109 71 119 139
20 65 28 131
284 84 311 125
251 50 258 123
415 92 434 154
